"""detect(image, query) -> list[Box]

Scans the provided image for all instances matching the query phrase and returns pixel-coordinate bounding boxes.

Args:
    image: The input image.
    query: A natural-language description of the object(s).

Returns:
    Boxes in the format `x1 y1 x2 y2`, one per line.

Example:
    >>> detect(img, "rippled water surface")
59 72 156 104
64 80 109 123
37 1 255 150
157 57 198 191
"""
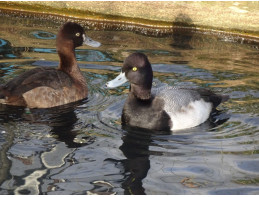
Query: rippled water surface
0 14 259 195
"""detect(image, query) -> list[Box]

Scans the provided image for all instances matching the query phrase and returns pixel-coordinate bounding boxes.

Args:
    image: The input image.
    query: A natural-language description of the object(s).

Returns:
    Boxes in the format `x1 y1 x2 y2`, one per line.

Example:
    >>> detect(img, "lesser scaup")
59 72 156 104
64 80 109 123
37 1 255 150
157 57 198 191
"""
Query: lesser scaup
0 22 101 108
106 52 229 131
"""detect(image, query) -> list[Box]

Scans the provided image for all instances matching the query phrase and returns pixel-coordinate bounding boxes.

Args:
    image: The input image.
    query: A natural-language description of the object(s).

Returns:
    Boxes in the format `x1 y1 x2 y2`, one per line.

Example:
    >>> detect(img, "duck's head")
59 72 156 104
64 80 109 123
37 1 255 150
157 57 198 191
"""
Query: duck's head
106 53 153 100
57 22 101 49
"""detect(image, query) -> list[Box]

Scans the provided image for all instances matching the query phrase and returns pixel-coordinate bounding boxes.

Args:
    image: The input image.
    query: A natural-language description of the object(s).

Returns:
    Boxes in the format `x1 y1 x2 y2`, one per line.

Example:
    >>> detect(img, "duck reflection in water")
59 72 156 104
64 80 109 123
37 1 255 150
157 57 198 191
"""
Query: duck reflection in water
105 109 229 195
0 100 94 148
106 126 158 195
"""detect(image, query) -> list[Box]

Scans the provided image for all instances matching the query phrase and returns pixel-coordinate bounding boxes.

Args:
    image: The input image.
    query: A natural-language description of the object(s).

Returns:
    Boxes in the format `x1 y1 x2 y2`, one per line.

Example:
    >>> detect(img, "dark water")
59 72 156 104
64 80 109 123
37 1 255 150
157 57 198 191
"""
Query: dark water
0 14 259 195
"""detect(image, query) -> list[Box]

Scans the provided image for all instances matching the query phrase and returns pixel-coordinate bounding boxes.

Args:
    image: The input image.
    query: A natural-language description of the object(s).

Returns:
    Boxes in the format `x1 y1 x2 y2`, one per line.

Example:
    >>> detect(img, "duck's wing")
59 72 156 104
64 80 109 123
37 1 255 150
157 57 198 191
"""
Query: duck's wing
195 88 229 108
0 67 72 98
154 86 229 111
154 86 201 111
154 86 229 130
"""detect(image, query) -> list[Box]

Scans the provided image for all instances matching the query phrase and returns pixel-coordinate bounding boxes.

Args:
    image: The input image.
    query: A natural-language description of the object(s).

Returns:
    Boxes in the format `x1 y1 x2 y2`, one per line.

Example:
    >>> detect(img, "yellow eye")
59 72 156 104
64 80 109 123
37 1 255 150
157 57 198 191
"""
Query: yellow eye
75 32 80 37
132 67 138 71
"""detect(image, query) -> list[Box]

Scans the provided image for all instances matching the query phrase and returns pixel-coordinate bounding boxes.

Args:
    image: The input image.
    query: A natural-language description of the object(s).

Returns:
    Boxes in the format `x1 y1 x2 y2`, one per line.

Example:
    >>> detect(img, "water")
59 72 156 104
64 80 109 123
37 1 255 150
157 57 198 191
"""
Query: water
0 14 259 195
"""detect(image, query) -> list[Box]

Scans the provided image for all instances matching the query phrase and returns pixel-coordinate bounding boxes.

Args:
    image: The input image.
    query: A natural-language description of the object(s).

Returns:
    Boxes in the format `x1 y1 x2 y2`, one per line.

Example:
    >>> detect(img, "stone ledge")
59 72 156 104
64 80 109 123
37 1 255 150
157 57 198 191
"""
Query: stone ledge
0 1 258 37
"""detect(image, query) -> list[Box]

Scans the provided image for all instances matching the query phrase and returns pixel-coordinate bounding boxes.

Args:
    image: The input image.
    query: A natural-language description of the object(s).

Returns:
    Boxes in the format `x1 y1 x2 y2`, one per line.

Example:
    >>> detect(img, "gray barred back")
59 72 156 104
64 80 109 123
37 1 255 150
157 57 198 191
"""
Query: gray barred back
152 86 202 112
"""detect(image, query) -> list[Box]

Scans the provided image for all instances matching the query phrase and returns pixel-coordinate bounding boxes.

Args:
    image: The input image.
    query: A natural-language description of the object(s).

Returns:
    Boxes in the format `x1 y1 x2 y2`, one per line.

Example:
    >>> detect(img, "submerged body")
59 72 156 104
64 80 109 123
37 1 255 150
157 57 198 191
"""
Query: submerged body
107 53 229 131
0 22 100 108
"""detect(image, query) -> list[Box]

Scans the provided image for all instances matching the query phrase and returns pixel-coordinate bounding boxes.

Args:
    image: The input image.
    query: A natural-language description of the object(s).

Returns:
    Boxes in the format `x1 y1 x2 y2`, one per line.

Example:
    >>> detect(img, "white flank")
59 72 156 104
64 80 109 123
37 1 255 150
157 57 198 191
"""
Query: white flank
165 99 212 131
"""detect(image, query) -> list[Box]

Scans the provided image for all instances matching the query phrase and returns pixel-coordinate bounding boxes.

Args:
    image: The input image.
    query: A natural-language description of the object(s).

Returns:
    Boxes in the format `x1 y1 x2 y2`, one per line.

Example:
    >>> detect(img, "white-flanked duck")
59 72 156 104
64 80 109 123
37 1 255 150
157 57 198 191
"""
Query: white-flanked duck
106 52 229 131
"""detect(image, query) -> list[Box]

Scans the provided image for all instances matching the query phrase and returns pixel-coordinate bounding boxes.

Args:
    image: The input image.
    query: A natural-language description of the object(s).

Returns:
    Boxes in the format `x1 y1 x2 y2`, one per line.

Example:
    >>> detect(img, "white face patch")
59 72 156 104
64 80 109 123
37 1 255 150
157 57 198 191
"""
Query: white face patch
106 72 128 88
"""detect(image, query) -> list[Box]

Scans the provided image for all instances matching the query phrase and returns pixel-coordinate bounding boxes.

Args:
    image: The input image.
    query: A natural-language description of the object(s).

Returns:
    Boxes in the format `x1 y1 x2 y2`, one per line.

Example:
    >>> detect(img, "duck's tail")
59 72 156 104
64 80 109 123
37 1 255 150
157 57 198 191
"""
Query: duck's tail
210 94 229 109
220 94 230 103
197 88 229 109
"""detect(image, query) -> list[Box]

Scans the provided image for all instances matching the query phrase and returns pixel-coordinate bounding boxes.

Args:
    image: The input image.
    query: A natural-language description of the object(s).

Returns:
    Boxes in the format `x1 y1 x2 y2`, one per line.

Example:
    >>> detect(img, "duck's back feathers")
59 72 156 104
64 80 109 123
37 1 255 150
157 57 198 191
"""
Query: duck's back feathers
154 86 229 110
153 86 229 130
154 86 200 111
0 67 86 108
2 67 70 95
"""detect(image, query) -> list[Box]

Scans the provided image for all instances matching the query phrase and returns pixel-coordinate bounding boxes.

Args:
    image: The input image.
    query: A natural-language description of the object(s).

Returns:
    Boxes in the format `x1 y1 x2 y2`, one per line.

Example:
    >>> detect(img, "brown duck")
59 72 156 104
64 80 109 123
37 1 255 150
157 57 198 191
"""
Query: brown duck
0 22 101 108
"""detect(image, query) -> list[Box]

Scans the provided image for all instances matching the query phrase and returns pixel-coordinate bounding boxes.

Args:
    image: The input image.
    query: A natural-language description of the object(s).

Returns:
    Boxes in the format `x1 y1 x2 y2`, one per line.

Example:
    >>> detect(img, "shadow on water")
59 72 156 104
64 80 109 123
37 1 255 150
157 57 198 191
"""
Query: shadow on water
171 13 195 50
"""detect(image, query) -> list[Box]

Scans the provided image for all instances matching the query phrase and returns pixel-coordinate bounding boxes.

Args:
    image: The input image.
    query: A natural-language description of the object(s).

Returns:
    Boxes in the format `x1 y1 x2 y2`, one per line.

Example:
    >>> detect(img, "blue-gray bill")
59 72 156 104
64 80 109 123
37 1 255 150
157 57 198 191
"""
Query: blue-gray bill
106 72 128 88
83 34 101 47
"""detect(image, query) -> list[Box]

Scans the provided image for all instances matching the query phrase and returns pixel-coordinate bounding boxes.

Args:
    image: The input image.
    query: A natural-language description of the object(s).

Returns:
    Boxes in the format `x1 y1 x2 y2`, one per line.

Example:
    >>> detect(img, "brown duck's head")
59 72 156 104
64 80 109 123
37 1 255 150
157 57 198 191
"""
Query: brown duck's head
56 22 101 50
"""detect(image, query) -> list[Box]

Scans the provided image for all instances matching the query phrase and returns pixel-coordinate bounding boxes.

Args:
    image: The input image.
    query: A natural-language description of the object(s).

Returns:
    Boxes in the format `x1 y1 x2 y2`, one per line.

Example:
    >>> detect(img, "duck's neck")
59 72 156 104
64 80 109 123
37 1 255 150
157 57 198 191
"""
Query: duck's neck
130 84 152 101
57 43 86 84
